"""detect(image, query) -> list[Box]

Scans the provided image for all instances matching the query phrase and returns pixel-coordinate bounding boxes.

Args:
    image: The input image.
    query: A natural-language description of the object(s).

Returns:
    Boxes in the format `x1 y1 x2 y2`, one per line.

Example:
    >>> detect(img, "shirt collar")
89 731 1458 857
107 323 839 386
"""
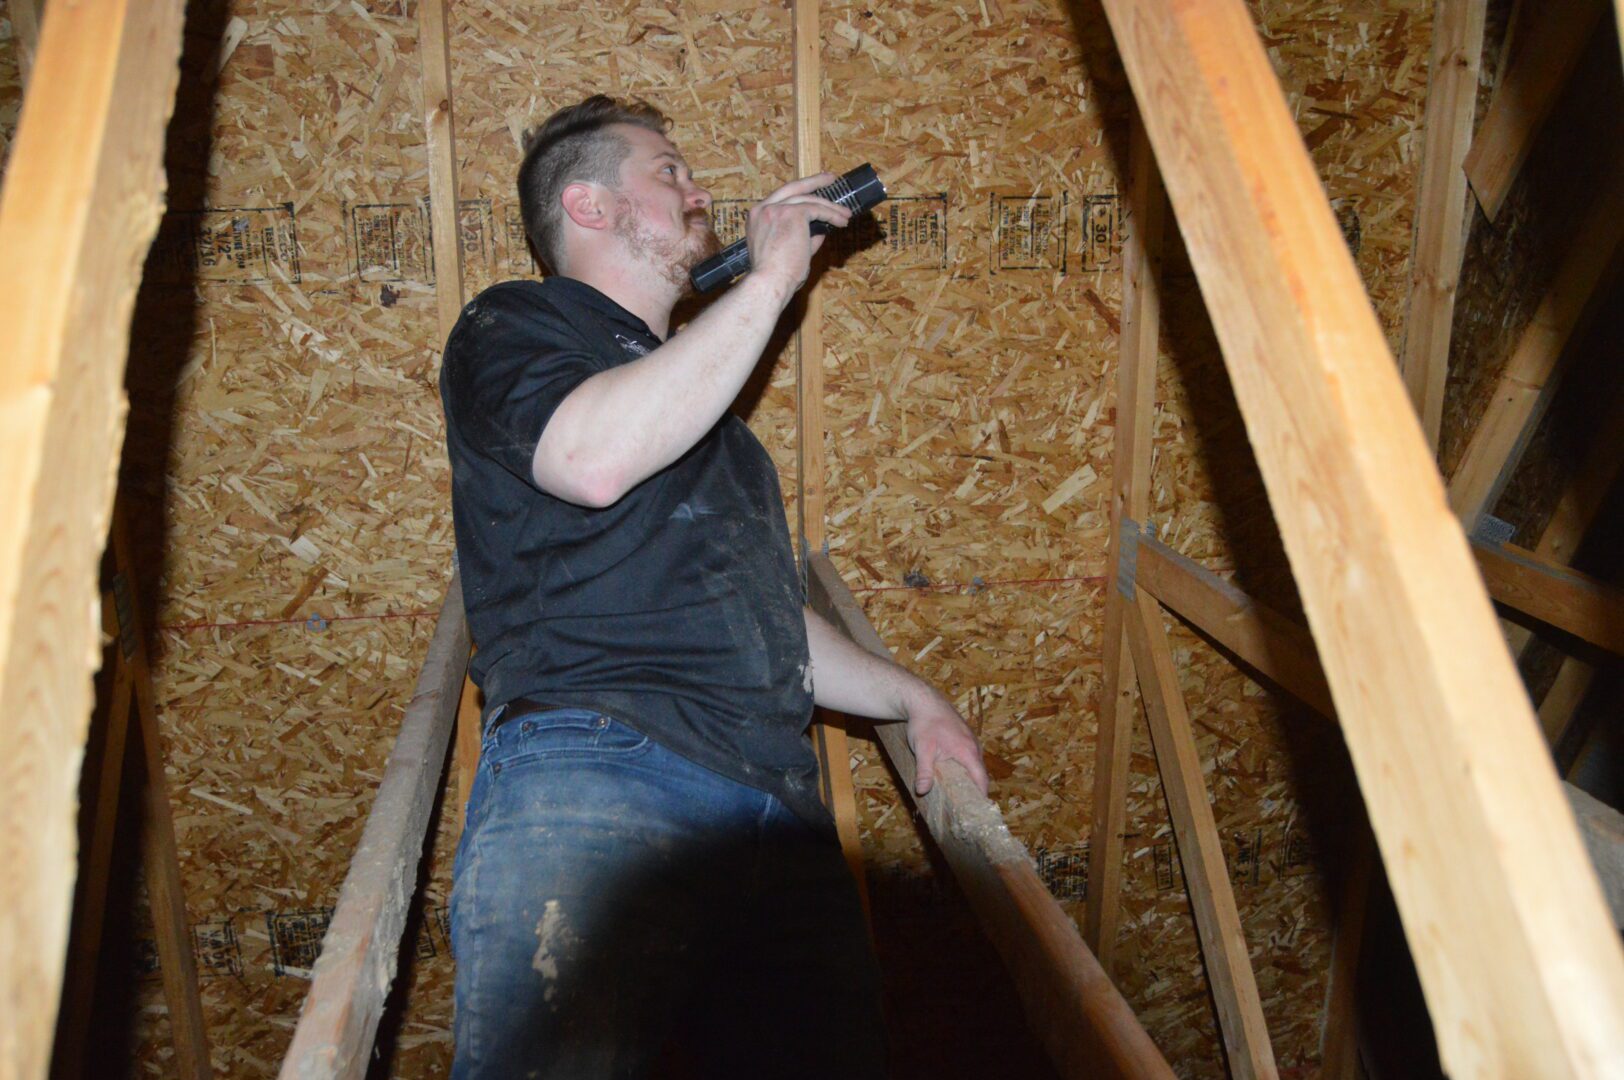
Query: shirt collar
542 276 660 341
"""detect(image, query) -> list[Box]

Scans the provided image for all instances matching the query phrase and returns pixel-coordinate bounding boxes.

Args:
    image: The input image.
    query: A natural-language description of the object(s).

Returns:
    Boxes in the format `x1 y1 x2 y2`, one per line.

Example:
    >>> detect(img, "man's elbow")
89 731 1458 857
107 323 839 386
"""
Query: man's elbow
532 451 627 508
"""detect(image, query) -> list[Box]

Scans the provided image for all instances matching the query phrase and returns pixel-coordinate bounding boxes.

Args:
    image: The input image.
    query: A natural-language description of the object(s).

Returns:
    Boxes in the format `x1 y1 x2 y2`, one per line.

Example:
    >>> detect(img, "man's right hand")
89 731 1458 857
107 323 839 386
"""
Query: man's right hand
745 173 853 295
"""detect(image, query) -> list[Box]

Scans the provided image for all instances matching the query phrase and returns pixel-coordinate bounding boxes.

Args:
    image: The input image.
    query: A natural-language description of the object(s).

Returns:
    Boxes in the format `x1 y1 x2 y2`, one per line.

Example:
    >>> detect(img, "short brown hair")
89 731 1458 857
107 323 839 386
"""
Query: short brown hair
517 95 671 274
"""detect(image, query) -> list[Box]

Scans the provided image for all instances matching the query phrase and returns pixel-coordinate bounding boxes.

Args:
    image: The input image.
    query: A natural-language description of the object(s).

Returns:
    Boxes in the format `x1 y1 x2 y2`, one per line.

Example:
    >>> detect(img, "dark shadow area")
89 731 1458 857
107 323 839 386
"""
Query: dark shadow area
120 0 230 641
364 742 456 1080
844 722 1064 1080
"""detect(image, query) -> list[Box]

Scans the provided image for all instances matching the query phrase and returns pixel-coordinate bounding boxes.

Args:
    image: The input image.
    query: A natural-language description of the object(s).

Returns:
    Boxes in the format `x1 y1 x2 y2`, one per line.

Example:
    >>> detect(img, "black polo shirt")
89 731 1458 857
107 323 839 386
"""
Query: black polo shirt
438 277 826 829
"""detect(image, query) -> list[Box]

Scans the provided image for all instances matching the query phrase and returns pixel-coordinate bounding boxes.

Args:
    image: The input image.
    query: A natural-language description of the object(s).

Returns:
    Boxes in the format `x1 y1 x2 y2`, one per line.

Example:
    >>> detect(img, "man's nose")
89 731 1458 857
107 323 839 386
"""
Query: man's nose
686 185 712 211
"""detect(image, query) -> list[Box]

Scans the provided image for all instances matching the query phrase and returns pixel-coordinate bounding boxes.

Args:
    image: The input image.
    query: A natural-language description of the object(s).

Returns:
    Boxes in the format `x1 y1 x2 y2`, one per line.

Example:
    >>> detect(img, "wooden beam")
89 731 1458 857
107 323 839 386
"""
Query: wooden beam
52 589 139 1080
419 0 465 342
1565 784 1624 929
453 672 481 837
1132 532 1624 929
1134 535 1333 717
6 0 44 83
1098 2 1624 1070
1538 656 1599 745
1472 538 1624 657
1398 0 1487 451
1123 587 1278 1078
279 574 470 1080
792 0 865 899
1319 834 1374 1080
0 2 185 1075
1462 0 1606 222
1084 114 1167 975
1447 172 1624 528
112 514 212 1079
807 554 1174 1080
416 0 482 839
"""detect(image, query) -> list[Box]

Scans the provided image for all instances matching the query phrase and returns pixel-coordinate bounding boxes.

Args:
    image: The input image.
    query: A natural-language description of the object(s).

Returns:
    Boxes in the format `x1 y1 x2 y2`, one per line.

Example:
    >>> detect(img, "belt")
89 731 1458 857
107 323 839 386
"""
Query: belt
491 696 571 730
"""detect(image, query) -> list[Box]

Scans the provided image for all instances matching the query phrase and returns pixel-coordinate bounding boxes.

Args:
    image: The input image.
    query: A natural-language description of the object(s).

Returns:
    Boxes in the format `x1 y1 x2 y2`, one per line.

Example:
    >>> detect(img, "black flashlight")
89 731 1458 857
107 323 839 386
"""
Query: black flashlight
689 163 888 293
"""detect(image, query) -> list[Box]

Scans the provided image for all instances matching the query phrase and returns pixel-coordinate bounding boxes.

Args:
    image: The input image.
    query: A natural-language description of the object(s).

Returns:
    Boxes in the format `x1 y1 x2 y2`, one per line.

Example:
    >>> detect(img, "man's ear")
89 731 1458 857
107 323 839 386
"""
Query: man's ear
560 182 611 232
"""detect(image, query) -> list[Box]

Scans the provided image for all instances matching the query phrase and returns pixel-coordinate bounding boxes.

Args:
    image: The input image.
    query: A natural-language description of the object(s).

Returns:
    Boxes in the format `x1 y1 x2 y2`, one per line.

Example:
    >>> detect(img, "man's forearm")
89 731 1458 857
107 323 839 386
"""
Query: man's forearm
803 607 990 795
533 271 794 506
803 606 929 720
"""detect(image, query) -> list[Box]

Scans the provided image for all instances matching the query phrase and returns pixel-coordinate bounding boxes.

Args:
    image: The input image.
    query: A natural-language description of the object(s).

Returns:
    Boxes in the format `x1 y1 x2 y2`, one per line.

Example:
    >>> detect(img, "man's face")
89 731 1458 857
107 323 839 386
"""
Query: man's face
607 124 718 289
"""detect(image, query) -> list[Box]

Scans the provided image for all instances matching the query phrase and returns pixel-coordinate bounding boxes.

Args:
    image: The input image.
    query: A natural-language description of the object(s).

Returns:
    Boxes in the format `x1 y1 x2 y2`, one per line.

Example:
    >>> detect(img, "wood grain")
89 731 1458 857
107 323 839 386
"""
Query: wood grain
1098 1 1624 1072
0 2 185 1075
1083 115 1165 977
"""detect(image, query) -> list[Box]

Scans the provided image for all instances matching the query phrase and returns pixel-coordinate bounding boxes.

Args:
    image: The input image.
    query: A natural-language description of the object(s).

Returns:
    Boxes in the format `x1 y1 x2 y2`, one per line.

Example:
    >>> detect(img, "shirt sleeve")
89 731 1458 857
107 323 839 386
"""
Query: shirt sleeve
441 287 604 488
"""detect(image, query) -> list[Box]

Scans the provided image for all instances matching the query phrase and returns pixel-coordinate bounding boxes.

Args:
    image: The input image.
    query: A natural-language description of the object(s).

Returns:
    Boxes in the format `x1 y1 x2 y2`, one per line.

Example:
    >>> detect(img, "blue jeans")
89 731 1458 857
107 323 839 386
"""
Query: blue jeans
449 708 888 1079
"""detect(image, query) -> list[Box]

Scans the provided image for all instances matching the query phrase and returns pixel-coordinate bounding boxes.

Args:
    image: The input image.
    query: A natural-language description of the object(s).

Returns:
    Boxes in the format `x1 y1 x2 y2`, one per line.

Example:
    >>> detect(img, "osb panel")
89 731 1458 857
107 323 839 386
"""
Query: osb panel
815 0 1426 1075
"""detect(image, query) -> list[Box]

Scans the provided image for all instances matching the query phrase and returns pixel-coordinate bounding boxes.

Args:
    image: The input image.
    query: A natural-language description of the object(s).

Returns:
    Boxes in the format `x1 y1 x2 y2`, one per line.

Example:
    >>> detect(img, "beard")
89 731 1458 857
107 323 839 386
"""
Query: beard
613 195 721 292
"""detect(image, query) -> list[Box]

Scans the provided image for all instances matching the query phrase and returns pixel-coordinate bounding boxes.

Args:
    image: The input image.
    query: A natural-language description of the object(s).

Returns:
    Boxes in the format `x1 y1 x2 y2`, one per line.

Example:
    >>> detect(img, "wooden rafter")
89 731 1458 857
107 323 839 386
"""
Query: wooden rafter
55 512 212 1080
1472 538 1624 657
1398 0 1487 450
807 555 1173 1080
0 2 186 1075
279 576 470 1080
1462 0 1607 223
1503 386 1624 735
1123 585 1277 1077
1129 527 1624 933
1447 170 1624 529
6 0 43 82
791 0 866 898
415 0 484 833
1097 1 1624 1072
1081 114 1275 1074
1084 114 1165 977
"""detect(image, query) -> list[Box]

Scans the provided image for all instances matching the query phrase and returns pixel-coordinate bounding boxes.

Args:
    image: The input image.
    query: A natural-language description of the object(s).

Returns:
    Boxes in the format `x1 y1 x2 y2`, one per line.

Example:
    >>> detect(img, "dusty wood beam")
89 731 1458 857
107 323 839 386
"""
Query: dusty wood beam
279 575 470 1080
0 2 185 1075
807 554 1174 1080
1123 587 1278 1078
1472 538 1624 657
1098 2 1624 1070
1462 0 1606 222
1447 173 1624 529
1398 0 1487 450
791 0 865 898
1084 114 1166 975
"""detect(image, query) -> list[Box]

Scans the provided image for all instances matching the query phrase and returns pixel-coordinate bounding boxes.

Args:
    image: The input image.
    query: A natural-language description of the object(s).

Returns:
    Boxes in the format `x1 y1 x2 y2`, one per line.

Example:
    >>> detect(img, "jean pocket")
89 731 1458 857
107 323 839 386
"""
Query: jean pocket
483 708 651 774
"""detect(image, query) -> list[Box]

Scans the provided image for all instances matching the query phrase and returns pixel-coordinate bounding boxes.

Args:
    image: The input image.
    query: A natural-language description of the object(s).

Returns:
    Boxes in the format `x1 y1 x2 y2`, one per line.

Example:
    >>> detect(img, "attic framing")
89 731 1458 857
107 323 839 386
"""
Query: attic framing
6 1 1624 1079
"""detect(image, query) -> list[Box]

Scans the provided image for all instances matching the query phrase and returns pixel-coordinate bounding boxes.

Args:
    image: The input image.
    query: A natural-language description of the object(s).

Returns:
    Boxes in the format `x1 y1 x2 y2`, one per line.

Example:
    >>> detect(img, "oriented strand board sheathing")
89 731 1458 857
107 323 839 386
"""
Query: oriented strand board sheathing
816 0 1427 1074
0 0 1433 1074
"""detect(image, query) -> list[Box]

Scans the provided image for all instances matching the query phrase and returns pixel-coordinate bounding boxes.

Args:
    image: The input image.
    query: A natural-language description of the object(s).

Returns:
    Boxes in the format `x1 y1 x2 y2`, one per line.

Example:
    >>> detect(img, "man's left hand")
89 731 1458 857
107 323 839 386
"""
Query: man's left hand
903 688 990 798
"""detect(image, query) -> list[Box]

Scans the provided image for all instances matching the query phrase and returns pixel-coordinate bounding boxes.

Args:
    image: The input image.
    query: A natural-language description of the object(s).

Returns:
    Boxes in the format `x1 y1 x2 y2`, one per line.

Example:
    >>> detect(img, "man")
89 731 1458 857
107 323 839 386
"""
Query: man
439 94 988 1079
